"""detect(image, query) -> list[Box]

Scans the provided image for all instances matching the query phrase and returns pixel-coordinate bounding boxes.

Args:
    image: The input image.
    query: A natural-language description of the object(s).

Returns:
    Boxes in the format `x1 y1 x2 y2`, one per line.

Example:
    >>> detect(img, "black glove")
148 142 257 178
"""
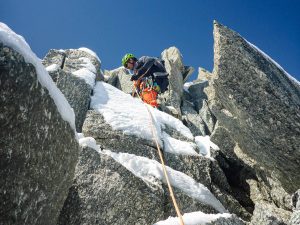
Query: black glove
130 74 139 81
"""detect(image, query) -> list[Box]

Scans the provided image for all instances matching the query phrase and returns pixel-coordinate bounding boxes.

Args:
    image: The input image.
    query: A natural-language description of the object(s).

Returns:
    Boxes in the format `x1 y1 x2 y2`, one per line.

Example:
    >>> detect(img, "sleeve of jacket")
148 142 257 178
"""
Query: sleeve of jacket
131 56 155 80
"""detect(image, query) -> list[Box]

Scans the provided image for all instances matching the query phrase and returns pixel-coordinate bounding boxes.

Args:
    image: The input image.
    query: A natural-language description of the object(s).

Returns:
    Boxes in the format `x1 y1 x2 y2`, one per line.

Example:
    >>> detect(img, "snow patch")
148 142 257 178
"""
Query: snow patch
79 47 101 63
183 81 193 92
46 64 60 72
79 136 101 152
0 22 76 131
91 82 193 146
77 133 101 152
72 68 96 88
195 136 219 159
79 57 97 73
103 150 226 213
246 40 300 86
154 211 232 225
163 132 198 155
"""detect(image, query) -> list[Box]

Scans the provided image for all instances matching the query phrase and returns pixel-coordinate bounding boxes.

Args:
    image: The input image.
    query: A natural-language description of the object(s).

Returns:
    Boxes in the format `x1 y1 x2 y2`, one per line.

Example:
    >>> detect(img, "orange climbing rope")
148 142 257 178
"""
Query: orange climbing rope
134 88 185 225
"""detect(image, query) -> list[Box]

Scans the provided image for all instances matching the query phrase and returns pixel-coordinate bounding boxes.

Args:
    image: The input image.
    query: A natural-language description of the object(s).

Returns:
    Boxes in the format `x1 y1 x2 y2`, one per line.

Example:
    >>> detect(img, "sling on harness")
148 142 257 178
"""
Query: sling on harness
134 77 160 107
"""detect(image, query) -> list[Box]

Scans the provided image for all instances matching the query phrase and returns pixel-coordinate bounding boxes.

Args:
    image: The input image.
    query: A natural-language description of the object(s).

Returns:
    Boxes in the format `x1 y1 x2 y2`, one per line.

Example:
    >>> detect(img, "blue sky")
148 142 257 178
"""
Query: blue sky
1 0 299 81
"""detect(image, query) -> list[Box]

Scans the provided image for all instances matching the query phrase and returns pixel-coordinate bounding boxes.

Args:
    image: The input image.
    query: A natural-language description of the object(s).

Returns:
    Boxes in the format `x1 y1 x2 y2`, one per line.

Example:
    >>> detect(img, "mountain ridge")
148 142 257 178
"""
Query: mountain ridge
1 21 300 225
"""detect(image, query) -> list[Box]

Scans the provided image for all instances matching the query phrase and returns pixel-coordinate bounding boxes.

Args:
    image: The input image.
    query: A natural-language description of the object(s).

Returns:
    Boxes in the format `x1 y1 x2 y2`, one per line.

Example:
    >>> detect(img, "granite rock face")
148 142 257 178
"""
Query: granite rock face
0 44 79 225
82 110 159 159
198 67 213 81
187 80 209 112
200 21 300 224
58 143 228 224
106 67 134 94
181 99 206 136
42 48 102 132
42 48 103 81
57 146 166 225
289 190 300 225
73 101 251 222
250 203 291 225
2 20 299 225
161 47 186 118
208 21 299 187
208 21 300 194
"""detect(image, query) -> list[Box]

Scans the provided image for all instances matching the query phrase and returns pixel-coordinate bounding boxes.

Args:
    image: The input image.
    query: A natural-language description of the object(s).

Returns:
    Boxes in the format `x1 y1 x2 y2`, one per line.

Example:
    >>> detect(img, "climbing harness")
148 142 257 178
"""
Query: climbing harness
133 88 185 225
131 66 161 107
135 77 160 107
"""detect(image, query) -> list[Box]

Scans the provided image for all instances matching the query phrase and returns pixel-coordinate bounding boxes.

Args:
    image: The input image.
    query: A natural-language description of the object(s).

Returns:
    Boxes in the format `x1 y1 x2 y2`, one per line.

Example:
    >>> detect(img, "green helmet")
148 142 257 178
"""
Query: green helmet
122 53 135 66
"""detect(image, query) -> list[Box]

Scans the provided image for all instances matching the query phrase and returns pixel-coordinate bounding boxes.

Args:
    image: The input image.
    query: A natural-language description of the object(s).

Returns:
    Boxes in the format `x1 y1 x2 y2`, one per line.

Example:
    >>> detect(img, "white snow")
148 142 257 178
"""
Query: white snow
162 132 198 155
77 133 85 139
0 22 76 131
79 47 101 63
78 136 101 152
91 82 194 147
183 81 193 92
195 136 219 159
72 68 96 88
46 63 60 72
79 57 97 74
103 150 226 213
246 40 300 86
154 211 232 225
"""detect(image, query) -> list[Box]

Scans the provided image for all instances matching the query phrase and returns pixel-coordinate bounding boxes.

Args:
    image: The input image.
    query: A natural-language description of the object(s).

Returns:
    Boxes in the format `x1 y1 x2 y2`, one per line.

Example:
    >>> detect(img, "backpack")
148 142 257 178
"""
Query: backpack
153 71 169 93
153 58 169 93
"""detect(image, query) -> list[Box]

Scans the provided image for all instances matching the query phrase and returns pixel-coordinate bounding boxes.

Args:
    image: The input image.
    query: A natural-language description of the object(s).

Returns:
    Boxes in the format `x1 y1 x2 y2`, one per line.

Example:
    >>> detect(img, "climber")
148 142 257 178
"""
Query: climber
121 53 169 108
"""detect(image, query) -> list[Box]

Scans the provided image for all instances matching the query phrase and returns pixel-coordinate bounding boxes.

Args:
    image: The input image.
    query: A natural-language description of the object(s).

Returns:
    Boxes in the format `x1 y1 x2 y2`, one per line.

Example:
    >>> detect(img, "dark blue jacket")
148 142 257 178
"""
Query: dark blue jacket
130 56 167 81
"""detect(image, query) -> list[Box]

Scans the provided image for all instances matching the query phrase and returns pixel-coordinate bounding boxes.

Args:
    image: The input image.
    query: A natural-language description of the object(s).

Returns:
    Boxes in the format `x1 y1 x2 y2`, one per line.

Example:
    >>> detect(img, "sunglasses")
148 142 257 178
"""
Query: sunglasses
125 60 135 68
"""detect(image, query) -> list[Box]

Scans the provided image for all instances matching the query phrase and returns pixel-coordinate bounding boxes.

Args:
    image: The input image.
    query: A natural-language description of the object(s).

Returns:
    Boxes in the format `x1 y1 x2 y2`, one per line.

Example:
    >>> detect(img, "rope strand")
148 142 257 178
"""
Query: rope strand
133 87 185 225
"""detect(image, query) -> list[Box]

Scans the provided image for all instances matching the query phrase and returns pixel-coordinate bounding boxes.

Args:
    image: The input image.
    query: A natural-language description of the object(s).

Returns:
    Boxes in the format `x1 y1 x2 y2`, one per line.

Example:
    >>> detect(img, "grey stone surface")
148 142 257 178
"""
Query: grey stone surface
211 123 295 221
182 65 195 82
198 67 213 81
186 79 216 136
82 110 193 158
211 124 259 214
4 20 300 225
164 153 213 188
289 190 300 225
58 146 166 225
289 211 300 225
0 44 79 225
43 49 100 132
164 152 251 220
49 68 92 132
250 202 291 225
58 146 226 225
43 48 103 81
161 47 185 117
206 21 300 197
181 100 206 136
64 48 103 81
80 108 247 221
106 67 135 94
42 49 65 68
198 99 217 134
292 189 300 210
82 110 160 160
209 215 247 225
188 80 209 101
